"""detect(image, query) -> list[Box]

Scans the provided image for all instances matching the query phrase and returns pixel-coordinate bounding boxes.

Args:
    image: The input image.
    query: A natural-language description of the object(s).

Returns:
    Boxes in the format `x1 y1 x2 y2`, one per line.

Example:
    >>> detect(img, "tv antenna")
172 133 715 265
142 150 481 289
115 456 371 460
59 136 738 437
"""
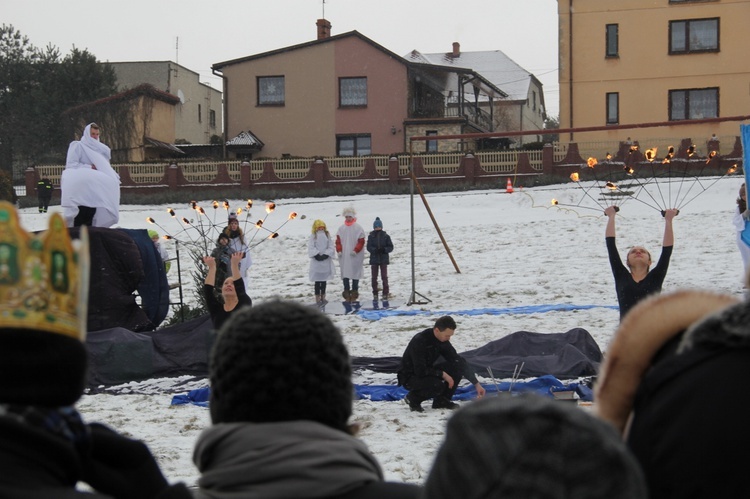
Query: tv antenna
322 0 326 18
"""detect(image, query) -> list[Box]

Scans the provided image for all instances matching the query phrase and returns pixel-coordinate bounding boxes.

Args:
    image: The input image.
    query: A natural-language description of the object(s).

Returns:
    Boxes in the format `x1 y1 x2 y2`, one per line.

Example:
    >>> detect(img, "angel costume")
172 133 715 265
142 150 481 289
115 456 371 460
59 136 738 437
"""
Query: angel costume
61 123 121 228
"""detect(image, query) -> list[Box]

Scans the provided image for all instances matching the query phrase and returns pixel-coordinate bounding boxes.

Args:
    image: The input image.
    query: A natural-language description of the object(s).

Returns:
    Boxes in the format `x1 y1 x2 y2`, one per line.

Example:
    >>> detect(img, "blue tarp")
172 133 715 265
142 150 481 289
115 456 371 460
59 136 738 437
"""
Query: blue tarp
170 375 593 407
355 303 618 321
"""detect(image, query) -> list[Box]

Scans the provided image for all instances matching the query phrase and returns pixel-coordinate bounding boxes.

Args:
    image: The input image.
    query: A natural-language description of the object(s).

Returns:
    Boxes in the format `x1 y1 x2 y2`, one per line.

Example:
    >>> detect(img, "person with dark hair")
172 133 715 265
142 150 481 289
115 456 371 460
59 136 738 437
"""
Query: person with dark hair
192 299 419 499
36 176 53 213
61 123 120 228
595 289 743 499
222 213 252 288
604 205 677 320
422 395 647 499
210 232 235 287
203 251 252 330
732 182 750 280
366 217 393 302
0 202 191 499
397 316 485 413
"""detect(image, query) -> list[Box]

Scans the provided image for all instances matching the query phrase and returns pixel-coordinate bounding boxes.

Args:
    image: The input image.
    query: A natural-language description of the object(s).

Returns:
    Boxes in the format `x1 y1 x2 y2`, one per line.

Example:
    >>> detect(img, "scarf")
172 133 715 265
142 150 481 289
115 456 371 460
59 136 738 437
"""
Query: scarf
344 217 357 227
0 404 90 454
193 420 383 498
79 123 119 182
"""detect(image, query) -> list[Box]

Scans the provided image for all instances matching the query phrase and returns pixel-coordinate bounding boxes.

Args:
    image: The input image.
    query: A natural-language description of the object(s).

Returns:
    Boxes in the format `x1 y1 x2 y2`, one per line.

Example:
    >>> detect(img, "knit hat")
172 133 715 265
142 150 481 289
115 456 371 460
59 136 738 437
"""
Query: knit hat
0 202 90 407
312 219 327 234
217 233 230 244
147 229 159 240
373 217 383 229
228 213 239 223
422 395 647 499
209 299 353 432
342 206 356 218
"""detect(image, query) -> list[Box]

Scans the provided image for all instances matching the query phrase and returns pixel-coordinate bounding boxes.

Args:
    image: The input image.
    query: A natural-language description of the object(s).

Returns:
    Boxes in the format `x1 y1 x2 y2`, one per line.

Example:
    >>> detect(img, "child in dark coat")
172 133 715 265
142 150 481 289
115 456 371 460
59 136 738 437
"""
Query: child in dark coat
366 217 394 300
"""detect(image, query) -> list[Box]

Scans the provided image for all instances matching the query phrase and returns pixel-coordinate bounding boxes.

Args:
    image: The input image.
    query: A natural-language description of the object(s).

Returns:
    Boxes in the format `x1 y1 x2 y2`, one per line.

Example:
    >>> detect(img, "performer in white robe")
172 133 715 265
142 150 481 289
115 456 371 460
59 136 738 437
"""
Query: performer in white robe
335 206 366 301
61 123 120 228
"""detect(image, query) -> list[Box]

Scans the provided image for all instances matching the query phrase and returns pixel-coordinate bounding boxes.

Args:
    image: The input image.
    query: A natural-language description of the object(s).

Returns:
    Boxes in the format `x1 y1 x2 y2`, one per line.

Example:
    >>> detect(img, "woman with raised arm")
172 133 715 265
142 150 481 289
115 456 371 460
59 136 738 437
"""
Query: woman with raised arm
203 251 252 330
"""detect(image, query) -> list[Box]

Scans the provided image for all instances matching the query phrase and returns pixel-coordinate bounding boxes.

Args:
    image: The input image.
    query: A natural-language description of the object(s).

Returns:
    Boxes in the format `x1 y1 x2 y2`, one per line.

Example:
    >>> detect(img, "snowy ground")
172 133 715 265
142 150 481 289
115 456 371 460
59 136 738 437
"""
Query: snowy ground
19 175 746 487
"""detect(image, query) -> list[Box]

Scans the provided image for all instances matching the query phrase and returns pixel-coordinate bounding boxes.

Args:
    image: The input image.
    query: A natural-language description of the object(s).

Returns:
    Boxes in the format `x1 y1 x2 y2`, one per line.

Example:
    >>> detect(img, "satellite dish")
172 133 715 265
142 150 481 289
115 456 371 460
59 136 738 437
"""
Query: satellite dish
177 89 185 104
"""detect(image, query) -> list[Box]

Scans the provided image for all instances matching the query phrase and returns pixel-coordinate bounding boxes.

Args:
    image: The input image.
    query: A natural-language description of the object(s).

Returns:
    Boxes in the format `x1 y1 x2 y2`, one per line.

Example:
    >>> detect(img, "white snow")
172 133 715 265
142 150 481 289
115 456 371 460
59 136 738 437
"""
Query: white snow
18 175 746 487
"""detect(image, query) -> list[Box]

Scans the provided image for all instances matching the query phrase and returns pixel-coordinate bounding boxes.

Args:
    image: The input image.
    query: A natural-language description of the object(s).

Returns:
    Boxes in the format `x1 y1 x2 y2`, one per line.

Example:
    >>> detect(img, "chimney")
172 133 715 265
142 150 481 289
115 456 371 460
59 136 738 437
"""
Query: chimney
452 42 460 57
317 19 332 40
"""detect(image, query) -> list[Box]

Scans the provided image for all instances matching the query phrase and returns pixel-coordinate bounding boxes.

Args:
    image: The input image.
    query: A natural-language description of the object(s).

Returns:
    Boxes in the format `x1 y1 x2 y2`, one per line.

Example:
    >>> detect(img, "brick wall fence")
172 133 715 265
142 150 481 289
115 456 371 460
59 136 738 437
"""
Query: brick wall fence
25 136 744 200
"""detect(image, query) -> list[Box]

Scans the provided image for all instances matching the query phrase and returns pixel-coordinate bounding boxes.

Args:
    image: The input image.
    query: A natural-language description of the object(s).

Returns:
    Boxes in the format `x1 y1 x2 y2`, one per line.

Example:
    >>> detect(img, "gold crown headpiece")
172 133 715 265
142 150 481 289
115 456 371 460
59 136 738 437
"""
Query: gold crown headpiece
0 202 89 340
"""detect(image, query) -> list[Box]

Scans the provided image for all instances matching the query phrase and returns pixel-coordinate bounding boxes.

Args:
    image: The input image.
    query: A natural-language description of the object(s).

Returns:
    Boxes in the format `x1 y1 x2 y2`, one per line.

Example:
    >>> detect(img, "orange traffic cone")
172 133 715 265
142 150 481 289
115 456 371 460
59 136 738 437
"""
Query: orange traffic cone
506 178 514 194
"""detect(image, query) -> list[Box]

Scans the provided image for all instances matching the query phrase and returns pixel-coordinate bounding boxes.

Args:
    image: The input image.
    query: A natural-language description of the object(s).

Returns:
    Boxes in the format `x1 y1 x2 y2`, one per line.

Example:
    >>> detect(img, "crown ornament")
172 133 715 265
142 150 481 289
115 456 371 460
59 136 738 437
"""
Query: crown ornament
0 202 89 340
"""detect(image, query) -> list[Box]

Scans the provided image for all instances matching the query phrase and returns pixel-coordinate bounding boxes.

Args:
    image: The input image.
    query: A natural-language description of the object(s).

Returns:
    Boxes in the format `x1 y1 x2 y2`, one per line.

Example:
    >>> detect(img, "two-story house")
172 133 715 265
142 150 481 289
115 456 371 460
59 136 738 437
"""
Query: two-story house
212 19 534 158
558 0 750 143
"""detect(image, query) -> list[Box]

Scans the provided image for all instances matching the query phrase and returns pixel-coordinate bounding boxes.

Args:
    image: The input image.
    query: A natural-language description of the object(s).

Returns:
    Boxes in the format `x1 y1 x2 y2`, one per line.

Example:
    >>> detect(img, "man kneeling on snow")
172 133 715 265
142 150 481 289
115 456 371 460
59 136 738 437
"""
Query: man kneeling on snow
398 316 485 412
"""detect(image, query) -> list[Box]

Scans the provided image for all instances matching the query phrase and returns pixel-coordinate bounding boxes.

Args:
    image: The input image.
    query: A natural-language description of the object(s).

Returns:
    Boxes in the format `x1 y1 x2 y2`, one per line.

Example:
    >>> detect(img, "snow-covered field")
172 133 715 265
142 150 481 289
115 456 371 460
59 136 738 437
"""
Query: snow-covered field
19 176 746 487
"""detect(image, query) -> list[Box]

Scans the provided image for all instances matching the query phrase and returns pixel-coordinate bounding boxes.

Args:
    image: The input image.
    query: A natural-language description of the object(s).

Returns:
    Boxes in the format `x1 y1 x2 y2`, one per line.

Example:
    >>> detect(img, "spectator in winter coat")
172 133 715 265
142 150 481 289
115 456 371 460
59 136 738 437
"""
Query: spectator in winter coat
604 205 677 320
308 219 336 306
0 202 191 499
210 233 235 288
222 213 252 286
421 395 647 499
336 206 365 302
203 252 252 330
36 177 53 213
398 316 485 413
61 123 120 228
192 299 420 499
366 217 393 301
595 289 745 499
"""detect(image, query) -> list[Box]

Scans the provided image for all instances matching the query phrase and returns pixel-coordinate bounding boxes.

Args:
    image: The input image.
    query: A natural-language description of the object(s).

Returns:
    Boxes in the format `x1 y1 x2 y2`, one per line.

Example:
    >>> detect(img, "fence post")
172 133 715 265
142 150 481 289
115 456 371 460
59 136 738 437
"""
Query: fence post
542 143 554 176
464 152 476 185
241 161 251 190
167 163 178 190
389 156 400 184
25 167 37 196
312 158 325 189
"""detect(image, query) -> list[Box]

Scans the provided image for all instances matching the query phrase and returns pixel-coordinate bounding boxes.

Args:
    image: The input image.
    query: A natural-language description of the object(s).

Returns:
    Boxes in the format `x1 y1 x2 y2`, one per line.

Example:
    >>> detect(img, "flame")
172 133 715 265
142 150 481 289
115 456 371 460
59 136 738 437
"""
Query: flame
629 145 639 153
706 150 717 164
587 157 598 168
164 235 174 240
212 201 219 209
190 201 197 209
223 201 230 210
236 207 242 215
167 208 176 217
255 220 264 228
247 199 253 209
687 144 696 157
623 166 634 175
606 181 618 191
181 217 191 225
645 148 657 162
728 164 738 175
606 153 612 161
198 207 206 215
265 202 276 213
551 199 559 206
667 146 675 156
288 212 298 220
269 233 279 239
570 172 580 182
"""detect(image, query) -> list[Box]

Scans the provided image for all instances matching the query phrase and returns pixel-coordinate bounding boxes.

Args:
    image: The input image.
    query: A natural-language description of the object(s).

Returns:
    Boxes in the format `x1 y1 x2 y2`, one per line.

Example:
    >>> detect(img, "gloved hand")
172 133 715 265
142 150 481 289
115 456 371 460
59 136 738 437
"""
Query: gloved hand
350 251 357 257
81 423 170 499
379 248 388 254
314 254 329 261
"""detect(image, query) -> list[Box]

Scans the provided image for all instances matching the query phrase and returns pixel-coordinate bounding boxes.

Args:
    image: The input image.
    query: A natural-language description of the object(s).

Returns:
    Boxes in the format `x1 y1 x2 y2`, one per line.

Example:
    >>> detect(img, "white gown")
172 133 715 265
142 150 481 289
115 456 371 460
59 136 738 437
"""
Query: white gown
336 222 366 280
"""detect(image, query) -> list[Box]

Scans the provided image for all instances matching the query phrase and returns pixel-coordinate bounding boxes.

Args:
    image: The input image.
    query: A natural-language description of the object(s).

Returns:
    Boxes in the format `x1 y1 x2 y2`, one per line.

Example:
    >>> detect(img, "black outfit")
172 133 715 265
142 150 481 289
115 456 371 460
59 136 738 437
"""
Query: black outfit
626 299 750 499
397 328 479 407
36 178 53 213
0 416 191 499
203 277 252 330
73 206 97 227
606 236 672 320
366 230 393 265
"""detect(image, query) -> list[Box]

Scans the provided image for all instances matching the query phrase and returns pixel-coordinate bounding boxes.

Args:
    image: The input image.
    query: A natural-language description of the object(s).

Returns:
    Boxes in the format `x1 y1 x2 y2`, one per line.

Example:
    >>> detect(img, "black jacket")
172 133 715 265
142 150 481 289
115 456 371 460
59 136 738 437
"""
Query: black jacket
397 328 478 385
366 230 393 265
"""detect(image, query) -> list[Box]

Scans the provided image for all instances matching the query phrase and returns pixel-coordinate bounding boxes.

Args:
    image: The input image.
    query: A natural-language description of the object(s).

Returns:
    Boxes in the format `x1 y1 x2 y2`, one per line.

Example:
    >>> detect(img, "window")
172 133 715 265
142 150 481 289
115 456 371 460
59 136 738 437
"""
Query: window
198 104 202 123
339 77 367 107
426 131 438 153
669 18 719 54
258 76 285 105
669 87 718 120
606 93 619 125
337 134 371 156
209 109 216 129
606 24 619 57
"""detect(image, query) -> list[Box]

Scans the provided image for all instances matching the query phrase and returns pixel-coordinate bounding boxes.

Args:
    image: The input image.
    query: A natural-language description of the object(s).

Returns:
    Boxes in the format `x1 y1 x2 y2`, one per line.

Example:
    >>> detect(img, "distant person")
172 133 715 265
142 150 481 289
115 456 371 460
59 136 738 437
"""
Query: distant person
192 300 420 499
203 252 252 330
594 289 743 499
148 229 170 273
308 219 336 306
604 205 677 320
732 183 750 282
398 316 485 412
367 217 393 302
222 213 252 285
210 232 235 288
422 394 647 499
36 176 53 213
61 122 120 227
336 206 366 302
0 202 191 499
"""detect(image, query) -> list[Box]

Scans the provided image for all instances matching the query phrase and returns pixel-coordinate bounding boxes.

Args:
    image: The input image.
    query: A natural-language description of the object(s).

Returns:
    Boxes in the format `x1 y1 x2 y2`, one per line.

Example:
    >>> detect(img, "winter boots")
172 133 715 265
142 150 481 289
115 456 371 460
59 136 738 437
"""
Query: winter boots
342 290 359 302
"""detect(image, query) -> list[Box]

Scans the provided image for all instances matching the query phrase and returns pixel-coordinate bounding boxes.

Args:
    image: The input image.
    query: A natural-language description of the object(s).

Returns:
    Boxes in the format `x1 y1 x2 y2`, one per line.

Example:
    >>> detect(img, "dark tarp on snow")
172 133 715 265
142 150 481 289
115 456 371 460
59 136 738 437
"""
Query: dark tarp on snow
86 314 214 387
68 227 169 332
351 328 602 380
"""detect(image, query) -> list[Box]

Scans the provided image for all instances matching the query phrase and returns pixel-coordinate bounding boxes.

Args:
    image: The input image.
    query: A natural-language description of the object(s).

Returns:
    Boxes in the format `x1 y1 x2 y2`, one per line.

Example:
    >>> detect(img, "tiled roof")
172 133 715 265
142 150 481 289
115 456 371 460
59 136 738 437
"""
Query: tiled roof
226 130 264 148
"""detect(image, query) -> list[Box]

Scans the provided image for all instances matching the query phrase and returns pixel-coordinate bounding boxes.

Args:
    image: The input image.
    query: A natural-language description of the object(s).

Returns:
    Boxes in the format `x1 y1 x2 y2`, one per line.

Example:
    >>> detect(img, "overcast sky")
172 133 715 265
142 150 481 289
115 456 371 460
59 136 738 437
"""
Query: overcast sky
2 0 560 117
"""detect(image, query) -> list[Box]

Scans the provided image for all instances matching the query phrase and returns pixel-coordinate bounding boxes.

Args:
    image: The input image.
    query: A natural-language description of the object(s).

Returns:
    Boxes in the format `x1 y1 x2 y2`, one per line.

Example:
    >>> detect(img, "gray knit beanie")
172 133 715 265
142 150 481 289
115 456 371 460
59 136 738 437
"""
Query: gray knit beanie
209 299 353 432
421 395 647 499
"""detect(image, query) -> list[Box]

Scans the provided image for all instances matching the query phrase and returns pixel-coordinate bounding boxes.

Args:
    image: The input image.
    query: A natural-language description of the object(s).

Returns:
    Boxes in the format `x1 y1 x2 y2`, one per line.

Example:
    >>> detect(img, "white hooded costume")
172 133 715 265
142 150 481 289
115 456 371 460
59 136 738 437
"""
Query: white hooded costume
336 207 366 280
61 123 121 227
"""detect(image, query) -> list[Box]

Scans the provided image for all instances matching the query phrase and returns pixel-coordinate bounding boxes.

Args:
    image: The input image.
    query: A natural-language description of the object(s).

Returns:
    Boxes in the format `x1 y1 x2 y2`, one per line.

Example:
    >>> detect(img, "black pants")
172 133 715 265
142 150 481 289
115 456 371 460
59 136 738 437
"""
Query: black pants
38 196 51 212
314 281 327 295
74 206 96 227
403 358 466 405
